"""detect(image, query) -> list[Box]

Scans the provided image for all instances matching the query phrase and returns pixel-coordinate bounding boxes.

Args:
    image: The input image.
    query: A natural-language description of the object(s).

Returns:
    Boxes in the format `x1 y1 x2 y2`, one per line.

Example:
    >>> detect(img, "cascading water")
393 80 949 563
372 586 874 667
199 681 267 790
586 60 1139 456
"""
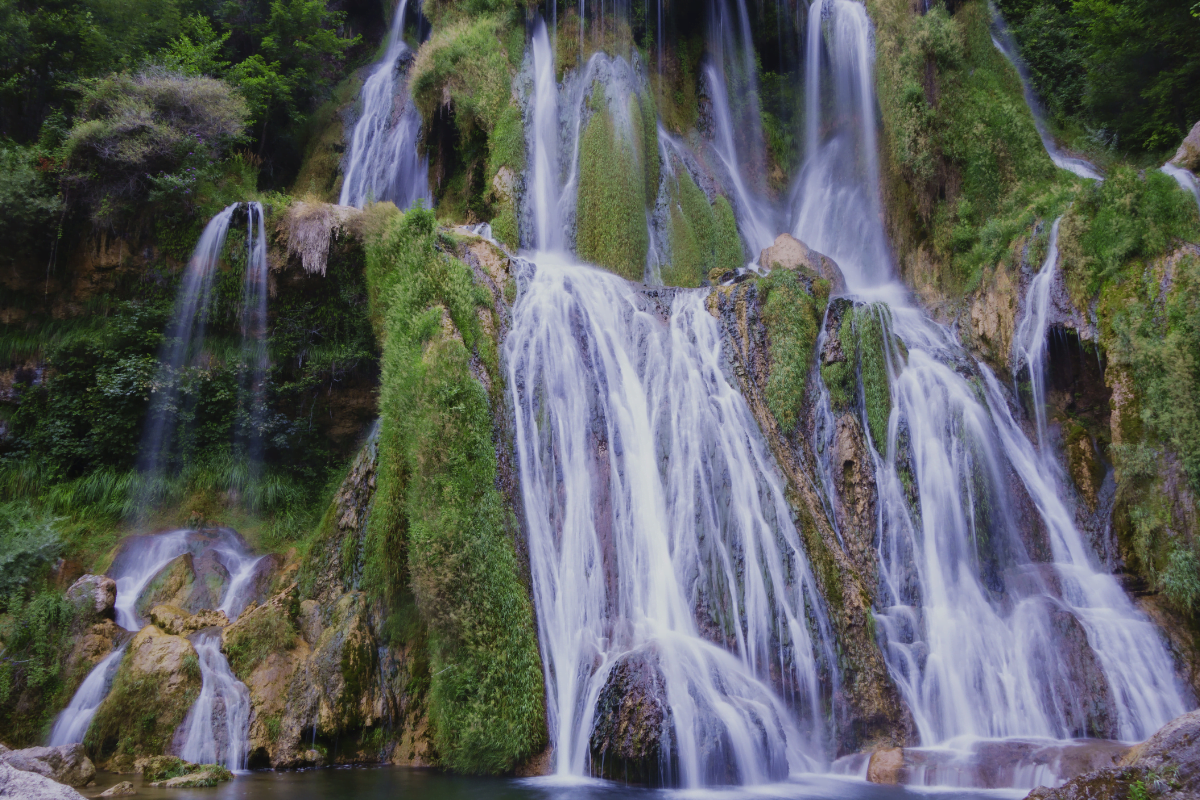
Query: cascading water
238 202 269 472
507 255 836 785
528 17 563 252
48 646 127 747
988 6 1103 181
177 633 253 771
1162 163 1200 214
136 205 238 506
339 0 431 210
1012 217 1062 450
791 0 891 289
796 0 1188 769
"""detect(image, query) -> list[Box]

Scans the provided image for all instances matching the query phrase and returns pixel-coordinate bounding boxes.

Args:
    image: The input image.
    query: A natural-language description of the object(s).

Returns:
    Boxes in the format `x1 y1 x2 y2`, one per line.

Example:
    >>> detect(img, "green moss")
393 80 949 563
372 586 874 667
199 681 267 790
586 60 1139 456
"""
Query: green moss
491 205 518 250
362 206 545 774
576 91 649 281
410 16 514 140
857 306 893 449
759 270 829 433
222 604 298 680
141 755 232 784
713 196 744 272
637 91 661 207
87 646 202 761
821 311 856 412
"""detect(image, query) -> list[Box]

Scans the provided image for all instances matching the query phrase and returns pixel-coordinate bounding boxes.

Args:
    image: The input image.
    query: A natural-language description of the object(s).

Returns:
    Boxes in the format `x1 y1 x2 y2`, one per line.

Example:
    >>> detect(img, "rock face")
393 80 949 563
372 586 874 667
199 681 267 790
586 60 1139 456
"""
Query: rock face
0 762 86 800
1170 120 1200 172
148 604 228 635
589 650 672 785
0 743 96 787
706 280 912 754
65 575 116 621
759 234 847 294
87 626 202 767
867 739 1129 789
1026 709 1200 799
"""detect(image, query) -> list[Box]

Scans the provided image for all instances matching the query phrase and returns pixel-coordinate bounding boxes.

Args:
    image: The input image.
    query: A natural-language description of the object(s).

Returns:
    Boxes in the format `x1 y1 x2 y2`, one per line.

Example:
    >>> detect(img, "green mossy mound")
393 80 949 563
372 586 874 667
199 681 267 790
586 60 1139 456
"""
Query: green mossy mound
663 172 744 287
758 269 830 434
361 206 546 774
577 92 650 281
822 303 895 449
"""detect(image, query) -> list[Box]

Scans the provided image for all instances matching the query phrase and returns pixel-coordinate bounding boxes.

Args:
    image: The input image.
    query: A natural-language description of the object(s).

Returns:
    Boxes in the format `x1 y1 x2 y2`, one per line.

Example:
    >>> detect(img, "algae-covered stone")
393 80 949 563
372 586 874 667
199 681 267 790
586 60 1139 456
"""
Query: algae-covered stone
86 626 201 764
588 649 671 785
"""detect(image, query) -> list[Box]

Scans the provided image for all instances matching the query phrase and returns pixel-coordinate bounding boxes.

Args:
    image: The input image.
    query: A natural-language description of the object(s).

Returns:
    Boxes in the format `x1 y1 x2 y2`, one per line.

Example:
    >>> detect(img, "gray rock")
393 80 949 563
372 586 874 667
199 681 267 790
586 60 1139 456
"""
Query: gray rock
65 575 116 621
588 649 673 785
97 781 135 797
0 744 96 788
1170 120 1200 172
0 762 86 799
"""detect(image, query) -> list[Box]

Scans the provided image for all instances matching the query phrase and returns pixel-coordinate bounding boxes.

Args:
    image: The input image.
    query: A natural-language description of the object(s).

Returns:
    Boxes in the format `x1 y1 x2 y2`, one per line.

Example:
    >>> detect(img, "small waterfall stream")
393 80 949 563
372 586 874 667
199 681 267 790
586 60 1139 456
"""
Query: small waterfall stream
48 647 127 747
1162 163 1200 213
339 0 431 209
796 0 1188 759
988 6 1103 181
237 203 269 471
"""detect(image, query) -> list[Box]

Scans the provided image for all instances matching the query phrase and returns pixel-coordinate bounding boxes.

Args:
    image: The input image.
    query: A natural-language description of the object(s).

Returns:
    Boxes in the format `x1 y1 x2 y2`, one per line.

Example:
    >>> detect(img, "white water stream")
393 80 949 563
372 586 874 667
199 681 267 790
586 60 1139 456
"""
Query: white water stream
48 646 127 747
339 0 431 209
238 202 269 470
1162 163 1200 214
988 6 1103 181
796 0 1187 758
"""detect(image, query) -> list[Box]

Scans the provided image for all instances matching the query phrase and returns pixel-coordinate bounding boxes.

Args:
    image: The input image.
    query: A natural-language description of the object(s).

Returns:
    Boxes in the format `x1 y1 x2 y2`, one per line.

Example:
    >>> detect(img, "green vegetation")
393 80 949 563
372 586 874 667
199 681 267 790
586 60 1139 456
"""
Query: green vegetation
821 303 894 448
361 206 545 774
662 170 743 287
576 92 650 281
222 603 298 679
758 270 830 433
0 586 78 745
141 755 232 783
997 0 1200 156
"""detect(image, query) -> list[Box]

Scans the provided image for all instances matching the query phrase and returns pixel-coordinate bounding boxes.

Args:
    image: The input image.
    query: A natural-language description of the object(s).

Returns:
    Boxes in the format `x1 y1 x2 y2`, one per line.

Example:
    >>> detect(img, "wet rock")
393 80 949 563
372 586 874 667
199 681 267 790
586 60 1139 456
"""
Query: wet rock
589 649 672 785
966 260 1017 370
150 768 232 788
97 781 135 796
133 554 199 617
148 605 229 635
0 762 86 799
868 738 1130 789
65 575 116 622
758 233 847 294
1170 120 1200 173
833 413 879 587
0 743 96 787
88 626 201 767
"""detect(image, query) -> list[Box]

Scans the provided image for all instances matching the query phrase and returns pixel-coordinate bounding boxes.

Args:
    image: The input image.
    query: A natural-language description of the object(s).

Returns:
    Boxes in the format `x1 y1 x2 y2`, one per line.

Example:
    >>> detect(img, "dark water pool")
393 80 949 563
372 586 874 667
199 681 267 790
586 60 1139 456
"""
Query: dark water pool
88 766 1027 800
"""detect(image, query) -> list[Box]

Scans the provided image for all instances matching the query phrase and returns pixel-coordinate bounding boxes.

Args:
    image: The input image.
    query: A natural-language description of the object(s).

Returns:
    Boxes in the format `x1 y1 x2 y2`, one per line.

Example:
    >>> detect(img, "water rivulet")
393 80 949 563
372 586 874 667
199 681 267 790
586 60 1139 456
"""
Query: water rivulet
797 0 1188 760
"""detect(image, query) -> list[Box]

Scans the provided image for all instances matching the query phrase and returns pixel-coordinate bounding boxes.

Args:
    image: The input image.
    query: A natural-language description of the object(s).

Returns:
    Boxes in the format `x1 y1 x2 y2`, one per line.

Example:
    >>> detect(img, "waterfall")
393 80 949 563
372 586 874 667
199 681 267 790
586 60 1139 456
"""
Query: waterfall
48 646 127 747
704 0 776 255
136 205 238 504
175 535 260 771
529 17 563 252
791 0 891 289
1012 216 1062 451
795 0 1188 756
177 633 253 771
988 6 1103 181
238 202 269 473
339 0 431 210
507 253 835 785
1162 163 1200 214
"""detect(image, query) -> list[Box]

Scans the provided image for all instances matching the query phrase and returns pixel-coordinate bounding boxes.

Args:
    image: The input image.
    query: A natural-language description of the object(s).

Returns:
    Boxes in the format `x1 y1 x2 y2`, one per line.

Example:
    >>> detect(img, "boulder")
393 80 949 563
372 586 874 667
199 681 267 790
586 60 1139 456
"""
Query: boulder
140 756 232 787
1170 120 1200 173
758 233 847 294
588 649 672 785
134 554 198 618
97 781 135 796
0 762 86 800
65 575 116 622
868 739 1130 789
0 743 96 787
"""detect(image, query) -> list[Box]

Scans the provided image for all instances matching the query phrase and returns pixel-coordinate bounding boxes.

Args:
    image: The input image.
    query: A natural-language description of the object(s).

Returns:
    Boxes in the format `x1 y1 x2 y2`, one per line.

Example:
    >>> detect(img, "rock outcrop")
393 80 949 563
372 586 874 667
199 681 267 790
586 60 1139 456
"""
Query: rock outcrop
589 649 672 785
148 604 228 636
0 762 86 800
0 743 96 787
65 575 116 622
867 739 1130 789
1170 120 1200 173
1026 709 1200 799
759 234 847 294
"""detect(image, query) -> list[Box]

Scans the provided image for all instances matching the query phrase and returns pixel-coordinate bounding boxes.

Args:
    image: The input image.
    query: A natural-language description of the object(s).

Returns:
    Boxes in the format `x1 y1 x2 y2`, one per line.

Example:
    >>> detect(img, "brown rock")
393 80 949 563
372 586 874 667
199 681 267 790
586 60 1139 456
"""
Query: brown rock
97 781 135 796
1170 120 1200 172
866 747 904 784
65 575 116 622
758 233 847 294
148 605 229 635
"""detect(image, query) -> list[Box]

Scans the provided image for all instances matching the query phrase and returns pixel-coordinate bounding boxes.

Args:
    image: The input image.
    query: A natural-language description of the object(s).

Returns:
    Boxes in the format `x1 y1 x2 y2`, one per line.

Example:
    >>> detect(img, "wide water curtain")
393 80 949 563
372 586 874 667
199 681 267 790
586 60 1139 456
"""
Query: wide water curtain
507 257 836 785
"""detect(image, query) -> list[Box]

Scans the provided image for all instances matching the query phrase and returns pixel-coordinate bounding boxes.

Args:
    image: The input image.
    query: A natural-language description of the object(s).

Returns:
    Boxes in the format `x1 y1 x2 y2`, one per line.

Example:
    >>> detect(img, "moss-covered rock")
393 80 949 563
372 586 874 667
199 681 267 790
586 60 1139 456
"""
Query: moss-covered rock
577 94 650 281
87 626 201 767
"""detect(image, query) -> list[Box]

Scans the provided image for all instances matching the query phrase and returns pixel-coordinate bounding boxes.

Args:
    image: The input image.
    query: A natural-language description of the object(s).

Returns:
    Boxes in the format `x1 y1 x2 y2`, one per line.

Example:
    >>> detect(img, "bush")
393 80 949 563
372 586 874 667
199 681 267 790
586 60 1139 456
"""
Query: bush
62 69 248 220
0 502 63 605
0 590 77 745
0 144 63 261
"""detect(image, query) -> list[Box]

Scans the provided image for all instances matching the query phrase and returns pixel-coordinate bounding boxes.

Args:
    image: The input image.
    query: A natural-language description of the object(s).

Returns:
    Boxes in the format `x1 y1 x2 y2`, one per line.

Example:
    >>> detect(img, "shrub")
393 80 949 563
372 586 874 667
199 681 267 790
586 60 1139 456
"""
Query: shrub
0 502 63 605
0 144 63 261
62 69 248 220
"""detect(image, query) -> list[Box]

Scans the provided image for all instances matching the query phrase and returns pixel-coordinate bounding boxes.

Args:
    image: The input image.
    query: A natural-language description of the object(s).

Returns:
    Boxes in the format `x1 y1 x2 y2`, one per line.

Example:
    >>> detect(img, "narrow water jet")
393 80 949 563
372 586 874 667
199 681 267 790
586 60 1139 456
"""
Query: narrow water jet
528 17 563 252
1162 163 1200 214
48 646 127 747
507 253 835 785
339 0 431 209
177 632 252 771
237 202 269 475
988 6 1103 181
1012 216 1063 450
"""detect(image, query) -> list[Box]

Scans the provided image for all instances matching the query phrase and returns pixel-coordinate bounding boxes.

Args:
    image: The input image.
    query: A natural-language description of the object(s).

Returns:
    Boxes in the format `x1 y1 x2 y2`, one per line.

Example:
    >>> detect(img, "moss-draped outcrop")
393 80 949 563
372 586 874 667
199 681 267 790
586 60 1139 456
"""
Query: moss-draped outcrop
360 206 545 774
